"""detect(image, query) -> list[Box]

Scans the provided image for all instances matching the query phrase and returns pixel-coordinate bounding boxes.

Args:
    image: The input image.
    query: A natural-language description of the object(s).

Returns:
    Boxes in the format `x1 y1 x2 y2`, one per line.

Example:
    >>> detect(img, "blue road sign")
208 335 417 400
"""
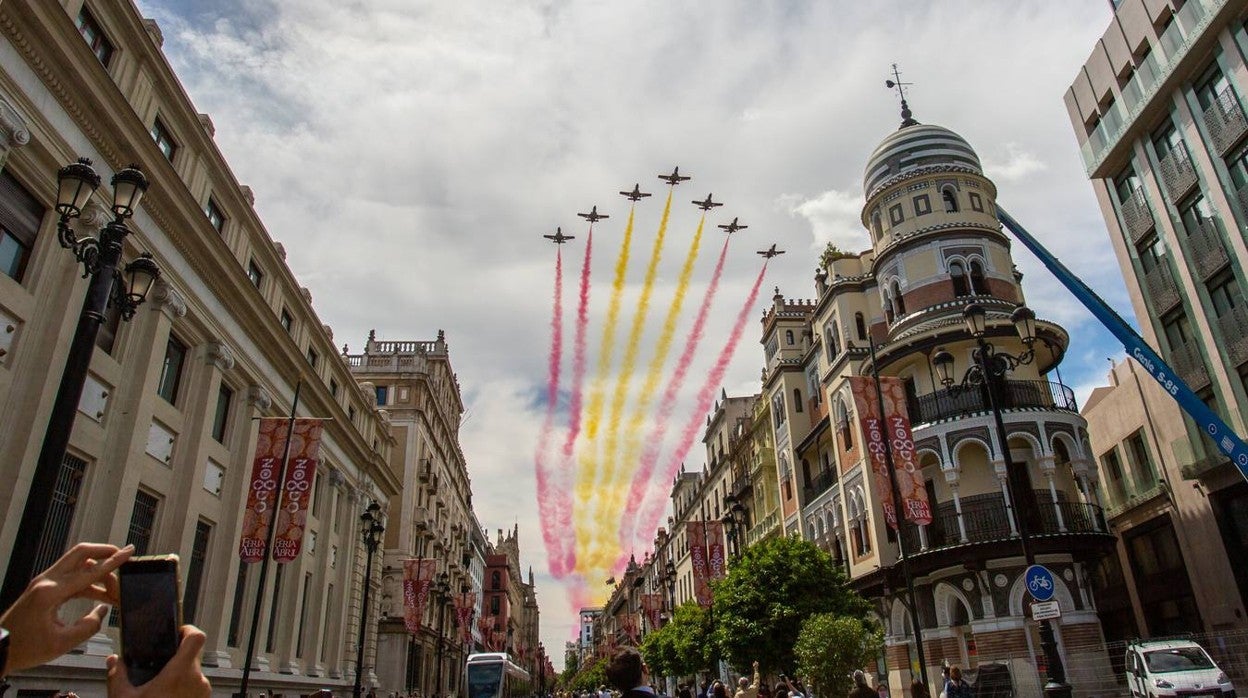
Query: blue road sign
1025 564 1055 602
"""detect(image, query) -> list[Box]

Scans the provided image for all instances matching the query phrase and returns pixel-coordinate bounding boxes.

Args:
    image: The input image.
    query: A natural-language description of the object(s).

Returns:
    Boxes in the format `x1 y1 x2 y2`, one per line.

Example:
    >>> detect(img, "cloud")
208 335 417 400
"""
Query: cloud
982 143 1047 182
779 187 869 254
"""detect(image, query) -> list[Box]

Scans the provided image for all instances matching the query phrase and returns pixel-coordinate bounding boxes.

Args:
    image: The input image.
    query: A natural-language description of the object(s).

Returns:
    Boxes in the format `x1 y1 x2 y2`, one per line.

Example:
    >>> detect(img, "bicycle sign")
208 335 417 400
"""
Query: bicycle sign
1025 564 1055 602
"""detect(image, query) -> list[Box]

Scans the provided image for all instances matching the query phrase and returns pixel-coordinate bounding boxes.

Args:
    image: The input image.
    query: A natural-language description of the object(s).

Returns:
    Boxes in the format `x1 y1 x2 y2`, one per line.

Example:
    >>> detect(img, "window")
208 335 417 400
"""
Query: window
75 7 114 67
375 385 388 406
1194 63 1230 112
1227 143 1248 189
266 565 284 652
969 192 984 212
297 572 313 658
212 383 233 443
126 490 160 555
0 170 45 283
150 117 177 162
785 329 794 345
247 260 263 289
1137 235 1166 273
321 583 335 663
205 197 225 233
889 204 904 225
1178 194 1213 238
825 323 840 359
1125 430 1157 490
330 379 339 398
157 335 187 404
348 406 356 423
1208 271 1243 318
969 260 987 295
891 281 906 316
312 470 325 518
490 596 500 615
870 210 882 240
1115 167 1143 204
942 187 959 213
280 308 293 333
306 347 319 368
1102 447 1127 506
492 571 501 589
913 195 931 216
772 392 787 427
1162 311 1193 351
950 261 970 297
183 521 212 625
855 312 866 341
1152 120 1183 160
836 399 853 450
794 388 804 413
33 454 88 574
227 564 248 646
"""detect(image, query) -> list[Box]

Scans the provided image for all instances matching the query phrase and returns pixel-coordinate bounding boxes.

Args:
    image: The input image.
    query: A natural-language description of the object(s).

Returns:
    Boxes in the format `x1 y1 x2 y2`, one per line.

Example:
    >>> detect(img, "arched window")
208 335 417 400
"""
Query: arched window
491 571 501 590
969 259 987 295
891 281 906 316
870 210 882 240
855 312 866 341
950 260 970 297
836 398 853 450
801 459 812 488
785 329 794 345
884 295 894 323
794 388 804 413
942 186 959 213
825 324 840 359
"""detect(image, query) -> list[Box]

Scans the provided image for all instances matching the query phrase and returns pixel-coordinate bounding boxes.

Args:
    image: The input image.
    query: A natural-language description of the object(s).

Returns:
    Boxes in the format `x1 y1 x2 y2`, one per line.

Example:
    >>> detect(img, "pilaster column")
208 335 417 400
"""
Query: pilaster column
1037 456 1065 532
0 93 30 171
993 459 1018 537
944 466 967 543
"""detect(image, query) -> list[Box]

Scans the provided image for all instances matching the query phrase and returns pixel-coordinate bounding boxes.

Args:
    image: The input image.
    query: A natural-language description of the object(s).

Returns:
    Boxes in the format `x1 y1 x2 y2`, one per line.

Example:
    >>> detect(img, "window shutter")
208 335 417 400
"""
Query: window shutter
0 171 45 246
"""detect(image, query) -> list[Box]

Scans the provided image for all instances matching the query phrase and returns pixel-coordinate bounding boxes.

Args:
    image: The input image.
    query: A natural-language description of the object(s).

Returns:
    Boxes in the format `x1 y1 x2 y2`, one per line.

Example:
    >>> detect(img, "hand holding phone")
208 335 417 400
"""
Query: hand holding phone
119 555 181 686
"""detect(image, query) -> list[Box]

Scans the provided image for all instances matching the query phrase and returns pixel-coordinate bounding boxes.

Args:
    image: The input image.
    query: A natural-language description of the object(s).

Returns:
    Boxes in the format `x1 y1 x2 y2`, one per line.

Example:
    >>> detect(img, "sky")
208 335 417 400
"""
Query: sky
134 0 1128 669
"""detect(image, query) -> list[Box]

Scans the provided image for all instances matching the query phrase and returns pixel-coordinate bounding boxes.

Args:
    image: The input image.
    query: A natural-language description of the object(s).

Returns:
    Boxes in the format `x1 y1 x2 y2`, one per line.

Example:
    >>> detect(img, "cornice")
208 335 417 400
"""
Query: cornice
864 163 997 205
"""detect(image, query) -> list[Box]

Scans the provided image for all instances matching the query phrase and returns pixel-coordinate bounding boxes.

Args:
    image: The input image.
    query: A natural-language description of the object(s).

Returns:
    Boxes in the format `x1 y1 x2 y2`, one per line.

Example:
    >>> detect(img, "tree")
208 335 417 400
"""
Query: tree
711 535 872 675
570 655 607 692
640 602 713 678
794 614 883 697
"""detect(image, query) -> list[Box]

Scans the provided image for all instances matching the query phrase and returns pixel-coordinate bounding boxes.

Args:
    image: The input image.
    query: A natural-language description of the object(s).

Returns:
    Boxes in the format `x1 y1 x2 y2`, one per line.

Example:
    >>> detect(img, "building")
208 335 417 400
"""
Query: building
0 0 402 693
483 525 543 680
1063 0 1248 633
1082 358 1248 640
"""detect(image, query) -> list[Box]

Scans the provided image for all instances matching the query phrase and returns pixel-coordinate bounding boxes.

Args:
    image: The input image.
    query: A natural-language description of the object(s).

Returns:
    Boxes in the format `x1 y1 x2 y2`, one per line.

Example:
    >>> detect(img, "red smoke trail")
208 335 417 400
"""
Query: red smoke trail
535 248 564 575
618 239 730 548
631 260 769 552
553 230 592 577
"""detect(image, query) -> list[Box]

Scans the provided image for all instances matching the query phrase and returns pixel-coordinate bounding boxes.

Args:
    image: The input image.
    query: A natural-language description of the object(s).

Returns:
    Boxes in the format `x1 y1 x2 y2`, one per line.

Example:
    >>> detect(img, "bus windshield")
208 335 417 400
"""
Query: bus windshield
468 661 504 698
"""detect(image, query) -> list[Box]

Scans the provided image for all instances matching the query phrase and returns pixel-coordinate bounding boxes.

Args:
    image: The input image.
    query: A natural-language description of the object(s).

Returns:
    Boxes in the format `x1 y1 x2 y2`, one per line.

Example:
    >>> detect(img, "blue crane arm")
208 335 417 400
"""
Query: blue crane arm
996 207 1248 483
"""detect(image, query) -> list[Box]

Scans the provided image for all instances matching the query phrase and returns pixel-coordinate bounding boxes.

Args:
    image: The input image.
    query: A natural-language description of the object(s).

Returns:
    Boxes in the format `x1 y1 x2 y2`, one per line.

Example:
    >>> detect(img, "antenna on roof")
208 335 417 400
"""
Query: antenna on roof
885 63 919 128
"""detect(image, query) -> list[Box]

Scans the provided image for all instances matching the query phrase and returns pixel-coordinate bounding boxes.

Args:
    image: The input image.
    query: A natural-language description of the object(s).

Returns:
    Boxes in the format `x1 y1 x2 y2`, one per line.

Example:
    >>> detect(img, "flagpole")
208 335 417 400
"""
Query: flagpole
239 380 303 697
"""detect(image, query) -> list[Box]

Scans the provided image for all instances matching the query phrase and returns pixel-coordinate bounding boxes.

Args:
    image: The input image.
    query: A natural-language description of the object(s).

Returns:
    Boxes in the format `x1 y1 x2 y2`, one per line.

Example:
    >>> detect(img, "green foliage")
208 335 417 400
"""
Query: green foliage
568 655 607 692
712 535 872 675
641 602 713 677
794 615 883 696
819 242 853 269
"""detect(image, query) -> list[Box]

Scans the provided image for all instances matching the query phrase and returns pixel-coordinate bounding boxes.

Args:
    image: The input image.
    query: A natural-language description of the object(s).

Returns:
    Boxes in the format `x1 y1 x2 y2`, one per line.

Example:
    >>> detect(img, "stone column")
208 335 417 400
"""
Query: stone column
993 459 1018 537
1037 455 1065 532
944 465 967 543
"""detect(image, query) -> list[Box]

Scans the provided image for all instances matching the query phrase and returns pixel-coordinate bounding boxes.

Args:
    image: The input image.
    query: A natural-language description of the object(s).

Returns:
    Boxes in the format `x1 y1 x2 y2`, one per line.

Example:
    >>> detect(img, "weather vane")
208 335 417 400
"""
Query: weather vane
885 63 919 128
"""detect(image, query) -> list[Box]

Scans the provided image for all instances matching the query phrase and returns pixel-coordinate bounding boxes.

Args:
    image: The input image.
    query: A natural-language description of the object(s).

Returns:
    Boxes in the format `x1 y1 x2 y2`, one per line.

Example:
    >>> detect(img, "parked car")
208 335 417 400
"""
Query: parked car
1125 639 1236 697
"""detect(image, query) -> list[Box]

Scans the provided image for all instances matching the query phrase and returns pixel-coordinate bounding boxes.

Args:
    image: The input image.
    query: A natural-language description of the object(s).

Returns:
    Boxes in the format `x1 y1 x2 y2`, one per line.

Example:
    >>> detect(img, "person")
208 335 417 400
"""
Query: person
603 647 655 698
711 682 729 698
909 680 930 698
601 685 613 698
677 683 693 698
699 680 711 698
734 662 760 698
757 684 772 698
0 543 211 697
847 670 874 698
941 666 970 698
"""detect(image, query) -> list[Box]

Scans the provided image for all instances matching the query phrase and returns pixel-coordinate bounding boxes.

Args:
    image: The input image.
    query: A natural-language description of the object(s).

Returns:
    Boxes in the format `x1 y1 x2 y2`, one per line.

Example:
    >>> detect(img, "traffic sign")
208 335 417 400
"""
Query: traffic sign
1031 600 1061 621
1025 564 1056 602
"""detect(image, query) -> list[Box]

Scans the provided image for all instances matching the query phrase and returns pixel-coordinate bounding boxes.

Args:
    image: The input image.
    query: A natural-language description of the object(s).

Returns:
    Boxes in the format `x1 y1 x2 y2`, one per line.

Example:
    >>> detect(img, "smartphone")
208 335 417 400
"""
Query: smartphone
119 555 182 686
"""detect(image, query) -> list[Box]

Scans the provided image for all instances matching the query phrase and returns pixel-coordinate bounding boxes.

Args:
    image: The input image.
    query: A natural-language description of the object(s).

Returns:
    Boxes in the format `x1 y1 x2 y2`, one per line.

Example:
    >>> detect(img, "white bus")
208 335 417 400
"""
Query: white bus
467 652 530 698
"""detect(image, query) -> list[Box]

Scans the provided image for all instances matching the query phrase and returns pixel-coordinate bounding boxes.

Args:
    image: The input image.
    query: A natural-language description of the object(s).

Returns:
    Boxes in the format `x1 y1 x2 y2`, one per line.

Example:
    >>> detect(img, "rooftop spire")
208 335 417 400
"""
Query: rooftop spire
886 63 919 129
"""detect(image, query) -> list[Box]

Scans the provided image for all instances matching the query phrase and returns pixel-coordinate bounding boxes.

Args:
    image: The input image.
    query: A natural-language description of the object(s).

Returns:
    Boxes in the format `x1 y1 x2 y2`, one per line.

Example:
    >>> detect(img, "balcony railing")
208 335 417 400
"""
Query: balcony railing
1103 479 1168 520
802 468 838 504
907 380 1076 425
1186 217 1230 280
1158 146 1199 202
1216 303 1248 368
731 472 753 499
1170 340 1211 390
745 508 781 547
900 493 1107 554
1120 187 1156 244
1143 263 1182 313
1202 85 1248 155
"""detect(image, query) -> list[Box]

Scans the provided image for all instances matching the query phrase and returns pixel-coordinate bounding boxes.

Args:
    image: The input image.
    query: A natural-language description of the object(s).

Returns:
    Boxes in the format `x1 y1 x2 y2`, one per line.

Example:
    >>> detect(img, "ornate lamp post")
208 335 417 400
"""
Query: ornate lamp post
662 560 676 617
933 303 1071 698
434 571 451 698
0 159 161 609
354 501 385 698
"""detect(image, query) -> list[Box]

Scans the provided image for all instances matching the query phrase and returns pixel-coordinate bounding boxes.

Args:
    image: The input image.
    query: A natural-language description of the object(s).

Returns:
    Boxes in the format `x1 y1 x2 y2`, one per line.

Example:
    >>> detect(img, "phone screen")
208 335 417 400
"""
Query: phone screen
119 556 181 686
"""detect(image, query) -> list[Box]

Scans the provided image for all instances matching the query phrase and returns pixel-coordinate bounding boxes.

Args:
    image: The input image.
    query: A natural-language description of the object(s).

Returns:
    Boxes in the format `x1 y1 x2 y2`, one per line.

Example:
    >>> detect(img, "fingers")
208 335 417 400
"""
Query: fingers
50 543 127 574
61 603 109 649
171 624 207 666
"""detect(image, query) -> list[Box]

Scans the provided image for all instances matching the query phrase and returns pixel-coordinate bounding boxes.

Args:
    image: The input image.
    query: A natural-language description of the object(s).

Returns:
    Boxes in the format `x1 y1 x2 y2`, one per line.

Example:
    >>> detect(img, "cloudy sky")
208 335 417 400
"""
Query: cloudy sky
135 0 1127 667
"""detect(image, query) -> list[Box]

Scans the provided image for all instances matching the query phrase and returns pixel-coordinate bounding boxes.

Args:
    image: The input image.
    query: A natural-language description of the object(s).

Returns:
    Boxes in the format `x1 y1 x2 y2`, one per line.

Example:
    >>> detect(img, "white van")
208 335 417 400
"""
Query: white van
1124 639 1235 697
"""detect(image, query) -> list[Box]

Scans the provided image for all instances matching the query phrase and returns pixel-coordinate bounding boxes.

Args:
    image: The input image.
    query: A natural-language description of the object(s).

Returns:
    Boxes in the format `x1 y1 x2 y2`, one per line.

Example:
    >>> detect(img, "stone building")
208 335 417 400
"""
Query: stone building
0 0 401 693
483 525 543 680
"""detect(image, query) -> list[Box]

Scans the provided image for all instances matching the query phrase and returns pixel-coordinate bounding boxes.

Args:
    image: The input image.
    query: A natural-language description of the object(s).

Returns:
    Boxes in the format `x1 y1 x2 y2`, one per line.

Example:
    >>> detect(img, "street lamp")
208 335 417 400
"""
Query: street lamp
434 571 451 698
932 303 1071 698
0 159 161 610
354 501 385 698
662 560 676 616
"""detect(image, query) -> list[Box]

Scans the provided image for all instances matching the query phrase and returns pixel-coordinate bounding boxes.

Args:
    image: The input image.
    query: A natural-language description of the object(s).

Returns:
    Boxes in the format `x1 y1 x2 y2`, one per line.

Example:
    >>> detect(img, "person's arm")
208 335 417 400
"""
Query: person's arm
105 625 210 696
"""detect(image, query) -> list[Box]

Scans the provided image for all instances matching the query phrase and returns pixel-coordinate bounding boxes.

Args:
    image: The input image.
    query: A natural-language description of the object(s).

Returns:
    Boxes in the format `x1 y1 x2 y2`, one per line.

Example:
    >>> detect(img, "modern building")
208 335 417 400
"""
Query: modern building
0 0 403 693
1063 0 1248 634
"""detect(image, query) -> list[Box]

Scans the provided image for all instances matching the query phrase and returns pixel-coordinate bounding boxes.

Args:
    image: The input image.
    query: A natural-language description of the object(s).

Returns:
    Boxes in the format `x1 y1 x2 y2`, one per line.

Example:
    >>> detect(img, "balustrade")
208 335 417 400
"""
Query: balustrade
908 380 1076 425
1120 187 1155 244
1143 264 1182 313
1158 146 1199 202
1202 85 1248 155
1216 303 1248 368
1186 218 1230 279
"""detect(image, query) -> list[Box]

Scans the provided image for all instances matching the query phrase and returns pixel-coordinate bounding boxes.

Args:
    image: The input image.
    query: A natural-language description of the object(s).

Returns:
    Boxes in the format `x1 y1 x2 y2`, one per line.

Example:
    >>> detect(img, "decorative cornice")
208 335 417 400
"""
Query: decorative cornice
0 93 30 148
247 385 272 411
149 279 187 319
204 341 236 371
866 163 987 202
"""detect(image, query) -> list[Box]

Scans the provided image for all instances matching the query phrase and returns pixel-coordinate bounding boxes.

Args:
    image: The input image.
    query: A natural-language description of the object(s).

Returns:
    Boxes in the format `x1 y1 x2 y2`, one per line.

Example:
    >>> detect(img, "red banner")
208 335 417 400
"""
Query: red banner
848 376 932 527
240 419 307 563
455 592 476 644
403 559 438 634
688 521 712 607
621 613 640 642
641 594 663 629
849 377 899 529
706 520 726 580
271 420 325 562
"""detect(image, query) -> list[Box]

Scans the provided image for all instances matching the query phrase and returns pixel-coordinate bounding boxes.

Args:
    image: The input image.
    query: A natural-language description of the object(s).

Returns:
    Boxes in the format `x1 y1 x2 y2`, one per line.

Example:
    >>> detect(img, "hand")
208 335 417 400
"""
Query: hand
752 661 759 670
0 543 134 673
105 625 211 696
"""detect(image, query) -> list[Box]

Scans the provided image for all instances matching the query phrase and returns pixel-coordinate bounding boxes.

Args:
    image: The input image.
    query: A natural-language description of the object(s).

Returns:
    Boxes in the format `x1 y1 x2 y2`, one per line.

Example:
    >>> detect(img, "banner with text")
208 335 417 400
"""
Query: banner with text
706 520 727 579
272 420 325 562
849 377 899 529
240 419 293 562
688 521 713 607
641 593 663 629
403 559 438 634
878 375 931 525
455 592 476 644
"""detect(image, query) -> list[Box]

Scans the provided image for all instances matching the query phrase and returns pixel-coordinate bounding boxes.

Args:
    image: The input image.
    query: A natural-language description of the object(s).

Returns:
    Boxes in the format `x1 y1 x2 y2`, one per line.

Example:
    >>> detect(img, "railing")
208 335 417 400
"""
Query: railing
907 380 1076 425
1186 217 1230 279
899 494 1108 554
1143 263 1182 313
1202 84 1248 155
1120 187 1156 244
1104 479 1167 520
372 340 438 354
745 509 780 547
731 472 753 499
1158 145 1199 202
1170 339 1211 390
1216 303 1248 368
802 468 838 503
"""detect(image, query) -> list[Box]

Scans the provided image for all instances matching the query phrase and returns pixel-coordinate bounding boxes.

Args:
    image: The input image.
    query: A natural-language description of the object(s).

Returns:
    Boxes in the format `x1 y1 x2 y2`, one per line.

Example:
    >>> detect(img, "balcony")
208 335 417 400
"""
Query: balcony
907 380 1076 426
1216 304 1248 367
1103 480 1168 520
802 468 838 504
1202 85 1248 156
1120 187 1156 244
731 472 753 499
899 493 1109 557
745 508 781 547
1158 146 1199 202
1143 264 1182 313
1169 340 1211 390
1186 218 1230 280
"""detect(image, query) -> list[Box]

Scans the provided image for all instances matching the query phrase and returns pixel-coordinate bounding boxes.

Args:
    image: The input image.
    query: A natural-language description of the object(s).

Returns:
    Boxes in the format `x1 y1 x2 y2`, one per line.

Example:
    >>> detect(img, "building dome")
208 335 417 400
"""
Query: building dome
862 123 982 197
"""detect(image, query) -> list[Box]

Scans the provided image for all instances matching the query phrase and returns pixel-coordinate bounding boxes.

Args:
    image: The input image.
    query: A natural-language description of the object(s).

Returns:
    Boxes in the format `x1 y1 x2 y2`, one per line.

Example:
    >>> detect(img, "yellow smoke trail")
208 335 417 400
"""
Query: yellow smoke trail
601 215 705 544
584 190 673 572
574 207 636 573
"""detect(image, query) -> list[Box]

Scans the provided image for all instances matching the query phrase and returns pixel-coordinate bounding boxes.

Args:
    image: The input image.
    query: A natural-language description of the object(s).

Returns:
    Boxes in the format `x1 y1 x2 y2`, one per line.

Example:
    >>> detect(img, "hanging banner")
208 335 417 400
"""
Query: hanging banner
403 559 438 634
877 375 932 526
455 592 476 644
641 594 663 629
688 521 713 607
272 420 326 562
239 418 292 563
705 520 727 580
849 377 899 529
623 613 641 642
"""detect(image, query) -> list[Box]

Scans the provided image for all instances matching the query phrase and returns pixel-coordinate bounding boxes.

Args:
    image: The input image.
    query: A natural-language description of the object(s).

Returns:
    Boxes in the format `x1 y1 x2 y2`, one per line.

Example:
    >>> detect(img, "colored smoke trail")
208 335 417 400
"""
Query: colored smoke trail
633 261 770 551
619 238 730 549
552 230 593 577
574 208 635 571
586 189 673 573
535 248 564 574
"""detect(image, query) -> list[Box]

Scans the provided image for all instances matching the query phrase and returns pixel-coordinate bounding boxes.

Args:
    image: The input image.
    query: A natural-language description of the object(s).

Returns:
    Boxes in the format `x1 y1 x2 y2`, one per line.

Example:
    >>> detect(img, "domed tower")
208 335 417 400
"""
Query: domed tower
786 108 1116 694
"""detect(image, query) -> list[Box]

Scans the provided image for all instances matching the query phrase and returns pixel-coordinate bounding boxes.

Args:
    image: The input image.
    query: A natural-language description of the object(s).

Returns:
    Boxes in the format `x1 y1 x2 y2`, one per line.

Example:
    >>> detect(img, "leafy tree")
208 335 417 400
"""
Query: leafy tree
570 655 607 692
794 614 883 697
641 602 713 677
711 535 871 675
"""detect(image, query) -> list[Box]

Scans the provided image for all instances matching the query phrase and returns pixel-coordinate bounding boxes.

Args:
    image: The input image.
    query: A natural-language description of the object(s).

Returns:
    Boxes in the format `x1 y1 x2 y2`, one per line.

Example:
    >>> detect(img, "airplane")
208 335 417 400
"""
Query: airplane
692 193 723 211
717 217 748 234
757 244 785 259
577 206 609 223
620 184 652 201
543 227 574 244
658 167 691 185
